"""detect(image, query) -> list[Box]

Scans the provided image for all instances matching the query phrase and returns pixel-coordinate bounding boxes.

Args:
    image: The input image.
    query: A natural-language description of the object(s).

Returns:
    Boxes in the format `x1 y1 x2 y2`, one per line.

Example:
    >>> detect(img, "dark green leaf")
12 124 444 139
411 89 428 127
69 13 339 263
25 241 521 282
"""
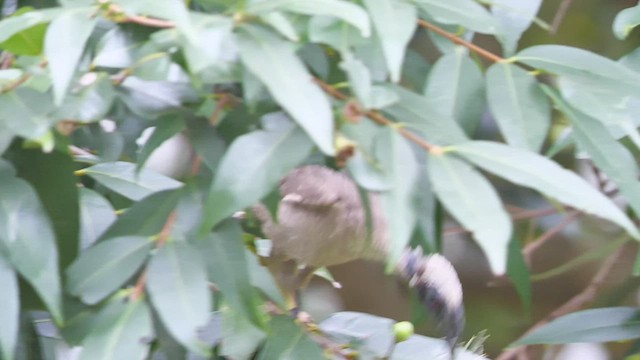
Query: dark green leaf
201 113 313 231
44 7 98 105
486 62 550 151
146 241 211 355
424 50 485 135
613 3 640 40
236 24 335 155
78 299 154 360
79 188 116 250
247 0 370 38
363 0 417 82
320 312 395 359
67 236 153 305
0 254 19 360
100 189 181 240
257 316 324 360
198 221 265 327
452 141 639 239
428 152 511 274
416 0 497 34
79 161 183 201
0 176 62 323
515 307 640 345
507 237 531 316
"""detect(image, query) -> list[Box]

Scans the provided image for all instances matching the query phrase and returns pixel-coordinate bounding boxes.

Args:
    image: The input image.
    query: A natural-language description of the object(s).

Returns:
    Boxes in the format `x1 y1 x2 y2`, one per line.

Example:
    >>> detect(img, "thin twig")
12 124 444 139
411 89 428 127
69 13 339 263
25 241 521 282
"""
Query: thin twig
416 19 505 63
550 0 573 35
522 211 580 264
313 77 438 153
130 211 178 301
496 245 627 360
0 74 30 93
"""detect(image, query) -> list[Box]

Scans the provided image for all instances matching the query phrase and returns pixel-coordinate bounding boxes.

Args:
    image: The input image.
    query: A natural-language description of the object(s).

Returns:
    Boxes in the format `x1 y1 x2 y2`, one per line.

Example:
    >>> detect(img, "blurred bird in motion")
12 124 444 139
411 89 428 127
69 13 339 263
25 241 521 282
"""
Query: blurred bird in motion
251 165 464 356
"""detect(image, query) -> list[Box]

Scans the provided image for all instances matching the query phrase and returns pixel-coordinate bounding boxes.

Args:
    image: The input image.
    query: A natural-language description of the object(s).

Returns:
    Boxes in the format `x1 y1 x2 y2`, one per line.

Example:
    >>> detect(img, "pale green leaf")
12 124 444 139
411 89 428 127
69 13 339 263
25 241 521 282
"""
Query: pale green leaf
79 161 183 201
491 0 542 56
67 236 153 305
320 312 395 358
416 0 497 34
363 0 417 82
428 153 511 274
452 141 640 239
424 48 485 135
0 254 18 360
0 8 62 43
257 316 324 360
237 25 334 155
613 3 640 40
515 307 640 345
0 88 55 140
78 299 154 360
119 0 198 43
247 0 370 37
392 334 488 359
44 7 97 105
78 188 116 250
146 241 211 355
486 62 550 151
261 12 299 42
375 129 419 269
339 55 372 109
201 113 313 232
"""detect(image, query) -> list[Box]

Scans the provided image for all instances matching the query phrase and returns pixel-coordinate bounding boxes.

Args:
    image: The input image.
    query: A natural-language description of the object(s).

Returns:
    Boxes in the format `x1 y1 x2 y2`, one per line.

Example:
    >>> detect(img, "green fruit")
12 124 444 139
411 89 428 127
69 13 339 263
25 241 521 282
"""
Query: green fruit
393 321 414 342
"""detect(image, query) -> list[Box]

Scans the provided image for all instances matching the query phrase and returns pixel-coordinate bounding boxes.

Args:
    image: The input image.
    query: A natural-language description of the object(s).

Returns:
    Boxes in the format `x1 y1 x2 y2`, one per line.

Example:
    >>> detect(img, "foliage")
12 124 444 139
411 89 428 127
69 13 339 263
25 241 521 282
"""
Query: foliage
0 0 639 359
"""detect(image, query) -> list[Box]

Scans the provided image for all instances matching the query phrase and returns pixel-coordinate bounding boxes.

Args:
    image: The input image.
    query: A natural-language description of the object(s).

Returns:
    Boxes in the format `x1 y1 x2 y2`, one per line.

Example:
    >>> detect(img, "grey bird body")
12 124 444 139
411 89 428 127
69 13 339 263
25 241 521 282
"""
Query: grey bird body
253 165 464 354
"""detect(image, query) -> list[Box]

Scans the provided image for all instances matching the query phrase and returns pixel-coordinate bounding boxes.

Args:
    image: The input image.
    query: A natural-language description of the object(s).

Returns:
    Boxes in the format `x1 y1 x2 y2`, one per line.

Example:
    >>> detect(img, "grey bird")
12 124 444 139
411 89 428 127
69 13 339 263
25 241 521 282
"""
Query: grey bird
252 165 465 355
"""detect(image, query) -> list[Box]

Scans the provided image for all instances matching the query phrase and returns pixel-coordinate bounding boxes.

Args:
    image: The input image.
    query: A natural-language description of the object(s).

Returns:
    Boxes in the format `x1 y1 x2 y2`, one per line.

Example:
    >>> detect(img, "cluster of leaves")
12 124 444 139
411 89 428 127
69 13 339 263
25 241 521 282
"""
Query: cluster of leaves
0 0 640 358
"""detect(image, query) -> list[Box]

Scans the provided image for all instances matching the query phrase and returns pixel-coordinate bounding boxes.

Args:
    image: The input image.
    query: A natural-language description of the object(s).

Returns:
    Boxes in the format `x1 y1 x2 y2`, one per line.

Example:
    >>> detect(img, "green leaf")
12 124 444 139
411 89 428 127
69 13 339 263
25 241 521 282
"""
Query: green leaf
320 312 395 359
507 237 531 316
375 129 418 270
613 3 640 40
201 113 313 232
220 307 266 359
308 16 367 55
416 0 497 34
0 176 62 323
542 85 640 220
236 24 335 155
182 14 234 73
0 7 62 43
100 189 181 241
515 45 640 95
119 0 198 44
55 72 115 123
491 0 542 56
0 254 19 360
452 141 640 239
79 161 183 201
44 7 98 105
428 152 511 274
137 116 186 172
199 221 264 327
339 55 372 109
0 7 48 56
0 88 55 140
78 299 154 360
486 62 550 151
118 77 198 117
515 307 640 345
257 316 324 360
247 0 371 37
146 241 211 355
382 85 468 145
79 188 116 250
363 0 417 82
261 12 299 42
391 334 487 359
424 49 485 135
67 236 153 305
93 26 143 68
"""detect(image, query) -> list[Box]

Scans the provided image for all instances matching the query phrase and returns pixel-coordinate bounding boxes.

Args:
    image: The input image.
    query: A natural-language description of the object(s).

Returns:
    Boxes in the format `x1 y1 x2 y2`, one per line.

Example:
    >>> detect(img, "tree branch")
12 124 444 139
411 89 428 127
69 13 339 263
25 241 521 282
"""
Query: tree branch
495 244 627 360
